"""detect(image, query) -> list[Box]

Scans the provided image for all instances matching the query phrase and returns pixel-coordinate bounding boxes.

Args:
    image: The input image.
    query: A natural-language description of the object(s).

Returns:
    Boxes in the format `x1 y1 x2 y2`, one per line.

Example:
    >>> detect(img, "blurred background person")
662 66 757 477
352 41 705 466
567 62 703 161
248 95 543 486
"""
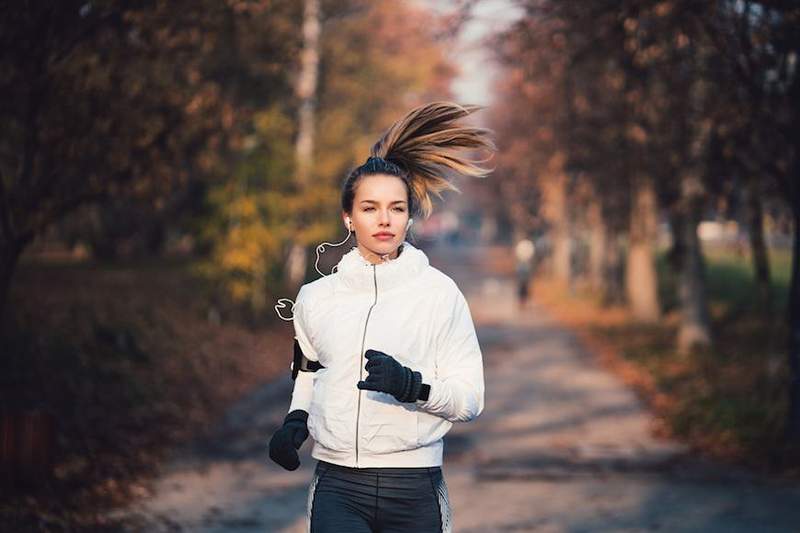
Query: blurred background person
514 237 535 310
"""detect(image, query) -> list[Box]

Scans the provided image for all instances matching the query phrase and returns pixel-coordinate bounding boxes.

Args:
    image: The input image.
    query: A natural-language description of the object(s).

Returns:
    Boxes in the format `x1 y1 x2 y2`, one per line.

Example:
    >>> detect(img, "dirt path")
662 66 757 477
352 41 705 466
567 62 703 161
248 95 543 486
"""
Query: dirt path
113 243 800 532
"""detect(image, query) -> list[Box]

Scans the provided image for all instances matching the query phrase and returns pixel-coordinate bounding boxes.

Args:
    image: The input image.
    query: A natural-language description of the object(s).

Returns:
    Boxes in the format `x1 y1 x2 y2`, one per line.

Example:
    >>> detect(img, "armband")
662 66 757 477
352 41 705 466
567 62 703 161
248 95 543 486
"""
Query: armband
291 338 325 380
419 383 430 401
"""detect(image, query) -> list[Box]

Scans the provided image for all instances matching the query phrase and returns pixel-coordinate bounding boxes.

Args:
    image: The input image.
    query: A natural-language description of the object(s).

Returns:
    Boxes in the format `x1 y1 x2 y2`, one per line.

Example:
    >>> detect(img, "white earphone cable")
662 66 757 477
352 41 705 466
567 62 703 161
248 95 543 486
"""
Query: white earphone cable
274 218 413 321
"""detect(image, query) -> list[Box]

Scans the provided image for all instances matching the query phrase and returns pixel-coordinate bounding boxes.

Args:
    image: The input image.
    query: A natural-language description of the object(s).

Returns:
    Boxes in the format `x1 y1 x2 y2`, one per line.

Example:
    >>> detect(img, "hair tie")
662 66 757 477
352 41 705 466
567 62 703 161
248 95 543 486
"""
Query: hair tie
365 155 386 172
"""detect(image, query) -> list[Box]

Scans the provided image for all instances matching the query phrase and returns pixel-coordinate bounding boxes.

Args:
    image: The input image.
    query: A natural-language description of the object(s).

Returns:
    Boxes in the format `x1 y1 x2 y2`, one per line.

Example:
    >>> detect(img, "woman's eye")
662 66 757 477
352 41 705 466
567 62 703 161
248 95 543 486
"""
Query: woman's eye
361 206 405 213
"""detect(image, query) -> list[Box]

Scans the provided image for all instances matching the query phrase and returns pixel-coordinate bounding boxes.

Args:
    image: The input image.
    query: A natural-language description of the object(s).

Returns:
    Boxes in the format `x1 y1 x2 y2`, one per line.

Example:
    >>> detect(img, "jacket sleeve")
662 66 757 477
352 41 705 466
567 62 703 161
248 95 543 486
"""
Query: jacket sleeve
416 287 485 423
288 285 319 414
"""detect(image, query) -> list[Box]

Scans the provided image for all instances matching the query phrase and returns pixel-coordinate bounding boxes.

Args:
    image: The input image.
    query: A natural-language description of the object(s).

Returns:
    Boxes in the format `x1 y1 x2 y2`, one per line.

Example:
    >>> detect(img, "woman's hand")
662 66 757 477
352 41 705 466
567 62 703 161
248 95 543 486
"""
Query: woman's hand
268 409 309 471
357 349 423 403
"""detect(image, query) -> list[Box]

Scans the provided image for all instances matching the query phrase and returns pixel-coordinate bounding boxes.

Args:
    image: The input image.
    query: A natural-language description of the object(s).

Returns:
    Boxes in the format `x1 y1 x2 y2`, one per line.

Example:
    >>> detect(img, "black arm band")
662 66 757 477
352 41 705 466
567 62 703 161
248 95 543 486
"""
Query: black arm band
419 383 430 401
291 338 324 380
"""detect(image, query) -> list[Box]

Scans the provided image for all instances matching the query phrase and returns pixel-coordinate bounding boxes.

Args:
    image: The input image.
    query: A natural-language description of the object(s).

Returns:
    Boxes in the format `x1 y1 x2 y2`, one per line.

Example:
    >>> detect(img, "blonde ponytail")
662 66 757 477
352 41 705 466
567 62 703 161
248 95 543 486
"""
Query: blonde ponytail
342 102 497 219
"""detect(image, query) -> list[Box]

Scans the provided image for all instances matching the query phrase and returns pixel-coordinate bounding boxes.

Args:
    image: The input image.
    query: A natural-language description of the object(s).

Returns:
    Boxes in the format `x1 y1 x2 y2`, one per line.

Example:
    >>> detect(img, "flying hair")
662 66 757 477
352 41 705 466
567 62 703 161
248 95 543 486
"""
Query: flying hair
345 101 497 219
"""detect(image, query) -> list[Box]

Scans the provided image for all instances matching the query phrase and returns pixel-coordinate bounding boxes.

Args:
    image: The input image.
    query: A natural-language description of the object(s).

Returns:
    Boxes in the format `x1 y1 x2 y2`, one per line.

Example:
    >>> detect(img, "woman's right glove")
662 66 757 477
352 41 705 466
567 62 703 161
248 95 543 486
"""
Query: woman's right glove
357 349 425 403
268 409 309 471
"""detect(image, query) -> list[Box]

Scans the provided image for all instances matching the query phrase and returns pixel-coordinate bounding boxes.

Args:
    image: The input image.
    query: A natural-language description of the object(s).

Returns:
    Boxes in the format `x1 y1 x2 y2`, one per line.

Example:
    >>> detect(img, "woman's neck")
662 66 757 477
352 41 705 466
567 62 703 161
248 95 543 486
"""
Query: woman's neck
356 243 403 265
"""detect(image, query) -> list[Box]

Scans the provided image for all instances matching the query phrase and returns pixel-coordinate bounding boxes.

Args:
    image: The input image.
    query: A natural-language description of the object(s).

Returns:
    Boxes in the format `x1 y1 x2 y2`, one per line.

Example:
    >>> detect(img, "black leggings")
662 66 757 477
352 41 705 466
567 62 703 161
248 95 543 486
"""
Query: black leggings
306 460 452 533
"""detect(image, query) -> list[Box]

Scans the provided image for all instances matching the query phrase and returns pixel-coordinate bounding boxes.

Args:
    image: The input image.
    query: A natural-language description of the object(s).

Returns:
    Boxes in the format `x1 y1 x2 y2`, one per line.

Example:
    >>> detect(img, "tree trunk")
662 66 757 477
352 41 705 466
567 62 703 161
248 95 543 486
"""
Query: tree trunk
295 0 320 188
0 240 23 332
587 195 606 293
677 172 712 354
286 0 321 289
285 242 307 291
553 228 572 286
541 154 571 285
550 171 571 286
666 207 686 275
745 177 771 310
786 165 800 441
552 224 571 288
625 178 661 322
602 229 625 306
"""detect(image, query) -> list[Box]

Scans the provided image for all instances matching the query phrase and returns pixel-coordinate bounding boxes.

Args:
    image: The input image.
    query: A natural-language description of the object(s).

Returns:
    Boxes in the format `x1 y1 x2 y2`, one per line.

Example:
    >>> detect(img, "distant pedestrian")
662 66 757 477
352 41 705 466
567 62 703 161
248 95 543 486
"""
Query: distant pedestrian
514 238 535 310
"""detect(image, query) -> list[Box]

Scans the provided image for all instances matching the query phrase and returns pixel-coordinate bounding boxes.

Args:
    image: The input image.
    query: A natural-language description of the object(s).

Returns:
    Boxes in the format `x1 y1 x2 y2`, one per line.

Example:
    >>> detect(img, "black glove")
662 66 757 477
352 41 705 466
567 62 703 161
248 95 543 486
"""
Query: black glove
268 409 309 471
356 349 424 403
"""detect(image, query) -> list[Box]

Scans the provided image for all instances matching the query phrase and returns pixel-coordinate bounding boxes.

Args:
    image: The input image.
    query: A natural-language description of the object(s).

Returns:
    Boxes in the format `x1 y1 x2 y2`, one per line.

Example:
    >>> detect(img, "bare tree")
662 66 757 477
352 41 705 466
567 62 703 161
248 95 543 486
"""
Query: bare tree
285 0 322 289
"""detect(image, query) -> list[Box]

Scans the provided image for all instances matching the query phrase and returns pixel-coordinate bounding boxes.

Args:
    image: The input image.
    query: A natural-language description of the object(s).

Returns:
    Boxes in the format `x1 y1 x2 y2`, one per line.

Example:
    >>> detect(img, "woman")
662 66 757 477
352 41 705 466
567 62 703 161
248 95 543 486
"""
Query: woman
269 102 495 532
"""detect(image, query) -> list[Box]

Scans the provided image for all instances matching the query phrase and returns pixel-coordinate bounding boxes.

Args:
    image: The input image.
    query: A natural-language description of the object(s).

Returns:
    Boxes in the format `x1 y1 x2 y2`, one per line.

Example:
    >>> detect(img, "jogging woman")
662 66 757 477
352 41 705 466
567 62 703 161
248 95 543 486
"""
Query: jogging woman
269 101 495 532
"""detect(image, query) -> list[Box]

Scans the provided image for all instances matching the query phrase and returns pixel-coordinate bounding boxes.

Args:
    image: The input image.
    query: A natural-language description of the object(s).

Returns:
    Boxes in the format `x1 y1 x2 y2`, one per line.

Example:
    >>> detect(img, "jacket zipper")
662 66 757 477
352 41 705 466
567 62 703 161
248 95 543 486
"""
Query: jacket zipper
355 263 378 467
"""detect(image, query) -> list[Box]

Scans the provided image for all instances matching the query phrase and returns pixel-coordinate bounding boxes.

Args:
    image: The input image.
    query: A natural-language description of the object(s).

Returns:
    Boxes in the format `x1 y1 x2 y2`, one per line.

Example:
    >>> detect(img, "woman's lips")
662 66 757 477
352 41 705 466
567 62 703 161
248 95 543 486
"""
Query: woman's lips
373 233 394 241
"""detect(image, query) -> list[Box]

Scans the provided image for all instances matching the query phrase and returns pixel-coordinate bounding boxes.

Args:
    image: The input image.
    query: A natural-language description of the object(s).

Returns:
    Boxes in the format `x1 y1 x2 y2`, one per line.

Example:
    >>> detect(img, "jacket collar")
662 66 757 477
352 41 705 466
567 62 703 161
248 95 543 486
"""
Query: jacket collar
336 241 429 292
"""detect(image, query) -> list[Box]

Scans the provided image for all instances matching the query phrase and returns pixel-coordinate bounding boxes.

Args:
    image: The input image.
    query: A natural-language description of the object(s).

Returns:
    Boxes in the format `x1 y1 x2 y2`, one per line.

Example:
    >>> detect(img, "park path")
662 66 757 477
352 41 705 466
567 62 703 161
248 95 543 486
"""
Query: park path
113 243 800 532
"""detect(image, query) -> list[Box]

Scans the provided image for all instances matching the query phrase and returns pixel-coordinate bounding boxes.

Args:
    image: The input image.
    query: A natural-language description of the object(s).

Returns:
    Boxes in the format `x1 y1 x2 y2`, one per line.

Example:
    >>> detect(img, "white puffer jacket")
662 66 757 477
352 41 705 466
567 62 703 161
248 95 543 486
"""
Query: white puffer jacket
287 241 485 468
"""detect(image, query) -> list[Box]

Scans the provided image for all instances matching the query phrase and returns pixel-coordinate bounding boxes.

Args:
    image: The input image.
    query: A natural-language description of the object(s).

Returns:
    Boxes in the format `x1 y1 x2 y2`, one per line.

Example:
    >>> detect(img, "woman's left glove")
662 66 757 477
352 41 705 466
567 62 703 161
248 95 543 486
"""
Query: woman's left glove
357 349 424 403
268 409 309 471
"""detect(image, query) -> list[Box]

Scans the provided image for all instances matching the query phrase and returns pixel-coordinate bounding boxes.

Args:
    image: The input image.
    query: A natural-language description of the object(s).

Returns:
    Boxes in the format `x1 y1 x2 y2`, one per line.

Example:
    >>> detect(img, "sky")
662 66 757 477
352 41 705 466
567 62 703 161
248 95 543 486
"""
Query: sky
421 0 524 106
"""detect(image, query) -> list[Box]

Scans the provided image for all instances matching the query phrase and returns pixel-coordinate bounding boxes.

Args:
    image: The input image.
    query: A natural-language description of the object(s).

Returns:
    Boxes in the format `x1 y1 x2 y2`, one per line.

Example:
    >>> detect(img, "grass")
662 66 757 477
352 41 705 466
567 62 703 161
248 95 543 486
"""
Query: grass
656 245 792 318
531 244 799 476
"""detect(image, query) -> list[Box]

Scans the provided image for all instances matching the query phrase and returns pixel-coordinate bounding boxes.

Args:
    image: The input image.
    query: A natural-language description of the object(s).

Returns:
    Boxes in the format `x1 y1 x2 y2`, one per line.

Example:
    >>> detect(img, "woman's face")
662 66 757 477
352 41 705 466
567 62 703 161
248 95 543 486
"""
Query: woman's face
344 173 410 263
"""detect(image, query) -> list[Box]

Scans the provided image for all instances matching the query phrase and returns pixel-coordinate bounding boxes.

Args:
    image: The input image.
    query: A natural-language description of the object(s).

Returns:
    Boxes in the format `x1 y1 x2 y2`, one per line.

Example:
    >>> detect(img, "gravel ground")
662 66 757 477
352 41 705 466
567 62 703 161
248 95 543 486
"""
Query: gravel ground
112 243 800 532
